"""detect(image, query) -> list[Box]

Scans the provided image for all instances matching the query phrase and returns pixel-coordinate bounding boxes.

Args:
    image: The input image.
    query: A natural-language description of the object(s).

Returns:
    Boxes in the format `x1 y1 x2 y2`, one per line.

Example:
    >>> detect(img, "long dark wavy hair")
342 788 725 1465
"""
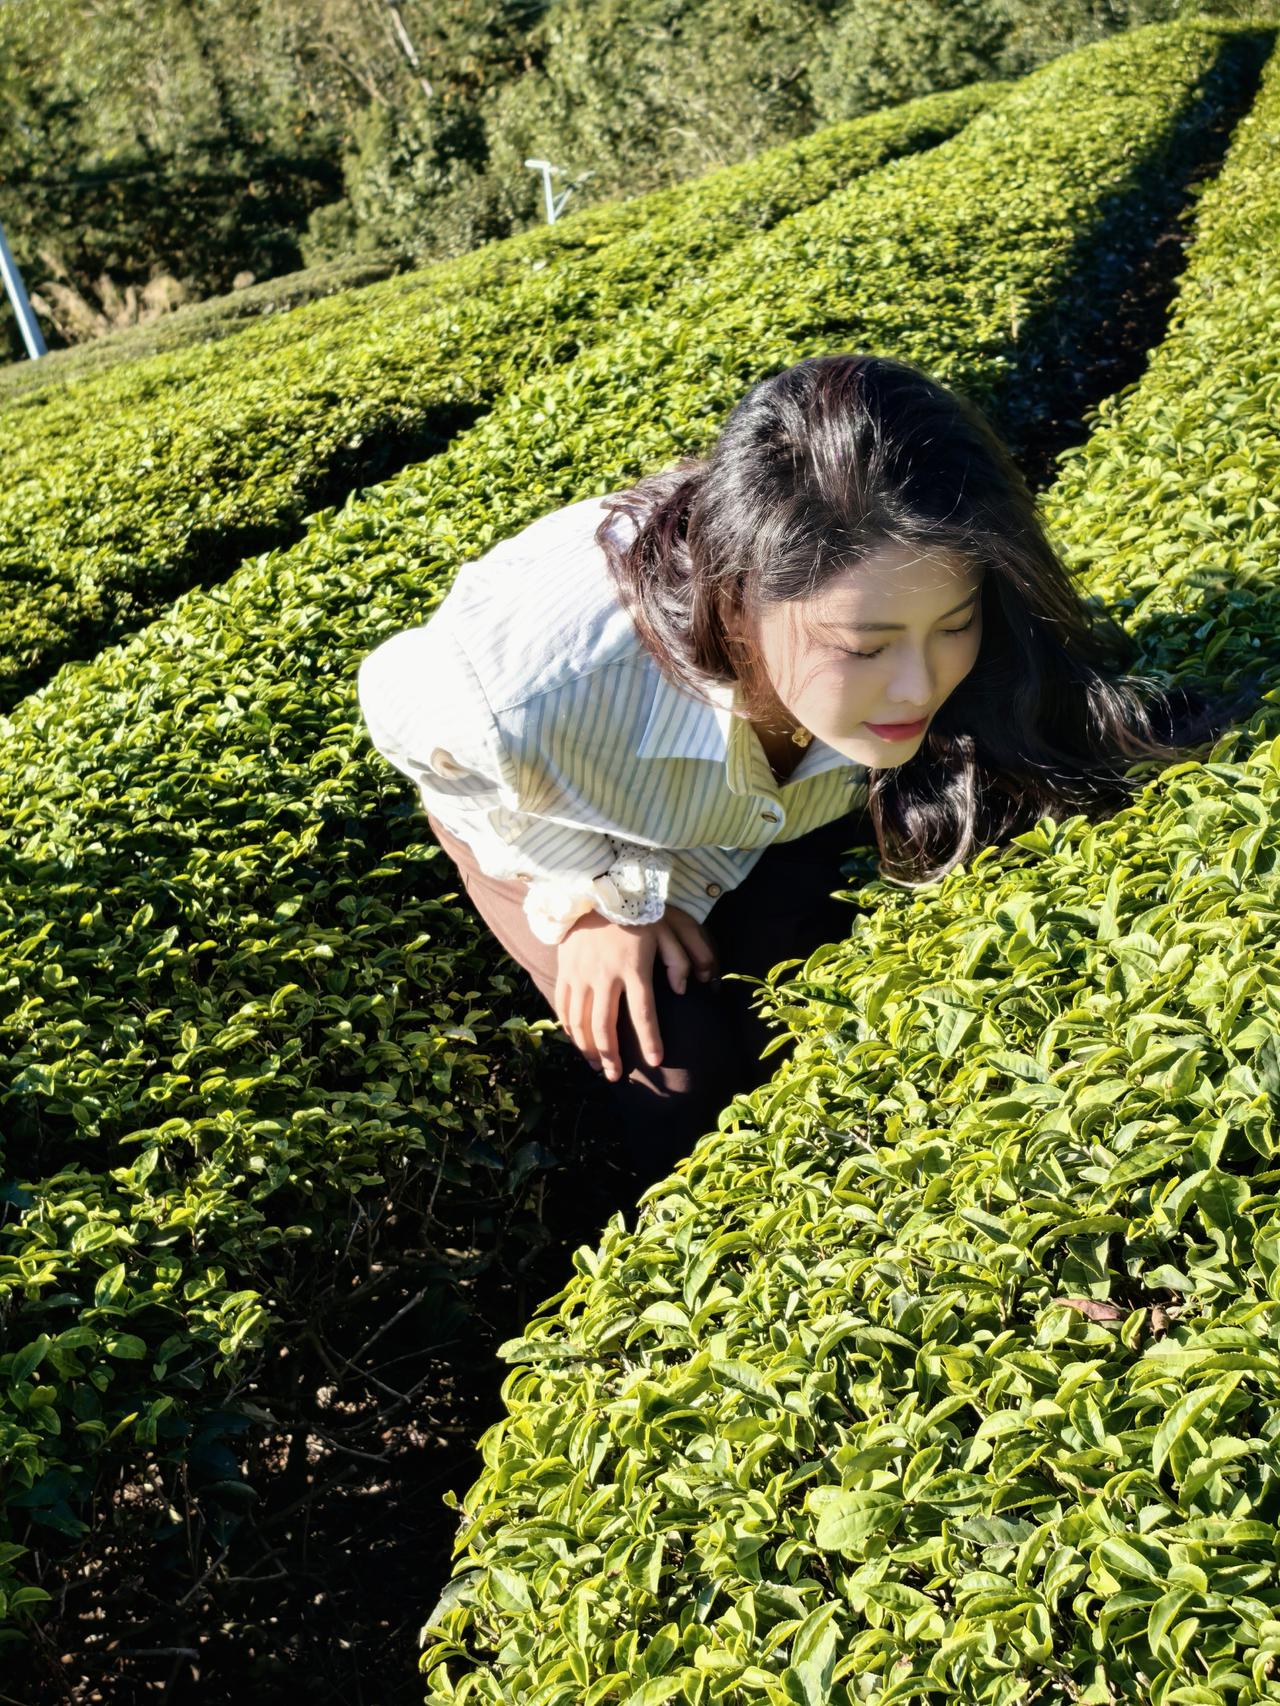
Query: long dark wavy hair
594 351 1261 888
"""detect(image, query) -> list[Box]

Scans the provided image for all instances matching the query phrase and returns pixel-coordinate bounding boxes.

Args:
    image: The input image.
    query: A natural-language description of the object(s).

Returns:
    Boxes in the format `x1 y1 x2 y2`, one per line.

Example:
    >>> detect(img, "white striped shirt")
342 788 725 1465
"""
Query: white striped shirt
356 490 870 944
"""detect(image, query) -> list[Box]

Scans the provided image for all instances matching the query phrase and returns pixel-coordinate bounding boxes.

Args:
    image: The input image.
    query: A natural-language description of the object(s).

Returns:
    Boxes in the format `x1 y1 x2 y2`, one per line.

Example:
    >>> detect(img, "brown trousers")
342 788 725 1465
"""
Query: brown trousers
424 807 870 1183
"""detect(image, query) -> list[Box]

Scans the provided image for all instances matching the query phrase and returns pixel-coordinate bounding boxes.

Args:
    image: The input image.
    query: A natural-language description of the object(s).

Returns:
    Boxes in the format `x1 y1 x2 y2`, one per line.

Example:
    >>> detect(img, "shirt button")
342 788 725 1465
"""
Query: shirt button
705 882 722 897
760 809 781 823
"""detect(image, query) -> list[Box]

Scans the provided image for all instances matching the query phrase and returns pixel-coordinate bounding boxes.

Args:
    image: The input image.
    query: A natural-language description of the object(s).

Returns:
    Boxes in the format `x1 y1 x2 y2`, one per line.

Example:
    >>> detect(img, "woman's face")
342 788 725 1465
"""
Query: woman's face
740 540 985 766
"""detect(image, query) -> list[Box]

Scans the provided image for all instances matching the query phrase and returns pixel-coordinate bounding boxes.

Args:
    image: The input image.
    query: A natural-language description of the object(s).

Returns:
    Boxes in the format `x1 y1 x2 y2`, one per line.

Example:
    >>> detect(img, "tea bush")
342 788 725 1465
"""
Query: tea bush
0 14 1265 1647
417 29 1280 1706
0 254 409 407
0 81 999 715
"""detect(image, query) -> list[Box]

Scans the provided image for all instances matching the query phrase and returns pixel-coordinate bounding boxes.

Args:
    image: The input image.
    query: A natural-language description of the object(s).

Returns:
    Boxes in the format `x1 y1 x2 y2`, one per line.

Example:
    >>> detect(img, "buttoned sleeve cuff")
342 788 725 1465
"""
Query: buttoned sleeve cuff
663 848 736 926
523 836 673 946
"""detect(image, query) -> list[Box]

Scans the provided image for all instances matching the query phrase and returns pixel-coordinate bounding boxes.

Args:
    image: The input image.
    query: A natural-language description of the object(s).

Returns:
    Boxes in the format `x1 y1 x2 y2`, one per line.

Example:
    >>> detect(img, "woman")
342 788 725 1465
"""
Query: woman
357 351 1253 1184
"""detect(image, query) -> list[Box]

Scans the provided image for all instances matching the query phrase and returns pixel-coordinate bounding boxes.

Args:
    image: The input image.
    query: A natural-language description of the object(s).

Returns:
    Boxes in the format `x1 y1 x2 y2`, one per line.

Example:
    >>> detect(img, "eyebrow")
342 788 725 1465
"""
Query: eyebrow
839 587 983 633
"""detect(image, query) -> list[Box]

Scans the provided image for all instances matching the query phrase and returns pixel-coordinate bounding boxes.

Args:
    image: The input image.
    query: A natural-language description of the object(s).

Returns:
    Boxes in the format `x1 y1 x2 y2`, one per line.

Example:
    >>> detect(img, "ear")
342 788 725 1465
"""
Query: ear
723 593 750 646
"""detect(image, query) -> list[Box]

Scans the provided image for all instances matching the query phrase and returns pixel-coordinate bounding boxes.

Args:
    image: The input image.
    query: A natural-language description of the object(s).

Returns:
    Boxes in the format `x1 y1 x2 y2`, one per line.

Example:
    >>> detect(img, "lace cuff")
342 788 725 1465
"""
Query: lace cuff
523 836 672 946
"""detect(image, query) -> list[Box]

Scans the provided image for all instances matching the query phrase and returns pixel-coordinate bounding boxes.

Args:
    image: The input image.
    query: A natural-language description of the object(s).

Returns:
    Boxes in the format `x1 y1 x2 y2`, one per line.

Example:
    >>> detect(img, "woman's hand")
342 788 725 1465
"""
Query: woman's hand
554 903 720 1082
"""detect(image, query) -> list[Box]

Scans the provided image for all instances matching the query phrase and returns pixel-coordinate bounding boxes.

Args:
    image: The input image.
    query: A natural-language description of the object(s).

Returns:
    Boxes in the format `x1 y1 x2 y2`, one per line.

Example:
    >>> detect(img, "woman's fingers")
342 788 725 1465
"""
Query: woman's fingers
555 925 674 1083
626 971 664 1070
568 979 599 1072
590 977 624 1082
654 922 693 995
562 972 625 1082
665 913 720 983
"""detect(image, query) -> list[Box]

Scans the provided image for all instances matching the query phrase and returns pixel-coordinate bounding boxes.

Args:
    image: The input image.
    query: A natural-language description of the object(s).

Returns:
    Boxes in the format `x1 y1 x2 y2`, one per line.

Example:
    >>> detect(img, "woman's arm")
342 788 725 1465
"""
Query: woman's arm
357 625 675 944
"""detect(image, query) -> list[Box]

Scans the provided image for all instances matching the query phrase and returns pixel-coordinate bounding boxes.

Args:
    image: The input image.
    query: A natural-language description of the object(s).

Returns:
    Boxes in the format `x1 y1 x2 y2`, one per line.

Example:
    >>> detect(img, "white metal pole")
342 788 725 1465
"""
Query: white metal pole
524 160 594 225
525 158 559 224
0 219 47 359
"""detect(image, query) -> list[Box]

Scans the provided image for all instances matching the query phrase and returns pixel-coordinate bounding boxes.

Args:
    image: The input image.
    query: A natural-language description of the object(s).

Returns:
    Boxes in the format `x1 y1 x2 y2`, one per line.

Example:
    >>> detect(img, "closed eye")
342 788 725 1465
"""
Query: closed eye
843 613 977 661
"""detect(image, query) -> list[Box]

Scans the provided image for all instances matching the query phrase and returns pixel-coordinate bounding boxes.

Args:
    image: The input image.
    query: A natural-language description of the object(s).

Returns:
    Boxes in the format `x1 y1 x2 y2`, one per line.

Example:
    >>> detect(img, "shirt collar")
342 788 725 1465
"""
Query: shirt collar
635 664 867 796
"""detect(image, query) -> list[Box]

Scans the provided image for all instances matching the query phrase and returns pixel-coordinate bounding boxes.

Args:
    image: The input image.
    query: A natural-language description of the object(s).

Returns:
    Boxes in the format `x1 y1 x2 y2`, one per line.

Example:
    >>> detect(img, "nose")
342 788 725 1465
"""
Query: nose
884 648 935 714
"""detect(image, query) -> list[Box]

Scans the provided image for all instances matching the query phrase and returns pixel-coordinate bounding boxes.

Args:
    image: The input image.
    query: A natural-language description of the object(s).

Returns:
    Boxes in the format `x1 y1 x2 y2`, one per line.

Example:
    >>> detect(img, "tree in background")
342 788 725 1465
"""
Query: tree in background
809 0 1016 122
299 0 550 268
806 0 1197 121
0 0 555 354
475 0 842 224
0 0 354 358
